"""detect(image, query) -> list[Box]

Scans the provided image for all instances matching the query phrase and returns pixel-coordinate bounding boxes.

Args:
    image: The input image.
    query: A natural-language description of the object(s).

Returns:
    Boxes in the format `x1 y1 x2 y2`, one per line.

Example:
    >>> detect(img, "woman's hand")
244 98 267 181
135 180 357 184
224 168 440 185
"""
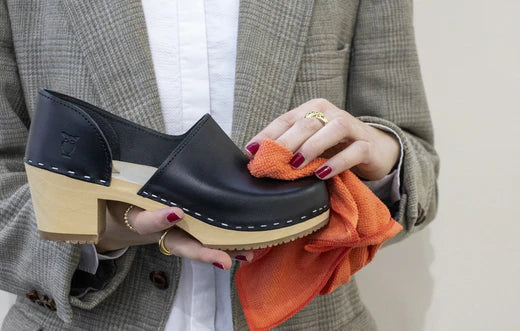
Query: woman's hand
244 98 400 181
96 98 398 268
95 201 253 270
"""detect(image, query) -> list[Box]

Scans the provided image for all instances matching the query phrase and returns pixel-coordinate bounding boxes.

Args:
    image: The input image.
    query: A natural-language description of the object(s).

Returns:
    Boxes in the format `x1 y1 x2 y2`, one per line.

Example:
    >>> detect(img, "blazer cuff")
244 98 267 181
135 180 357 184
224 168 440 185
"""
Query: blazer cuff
358 116 440 246
69 245 137 311
77 244 129 275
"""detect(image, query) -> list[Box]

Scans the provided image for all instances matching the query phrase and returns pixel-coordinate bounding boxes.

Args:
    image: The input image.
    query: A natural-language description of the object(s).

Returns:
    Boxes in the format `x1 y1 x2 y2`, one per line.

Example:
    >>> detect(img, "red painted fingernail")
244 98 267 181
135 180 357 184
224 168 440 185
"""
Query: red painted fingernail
235 255 248 262
290 152 305 168
316 166 332 179
167 212 180 223
212 262 224 270
245 142 260 155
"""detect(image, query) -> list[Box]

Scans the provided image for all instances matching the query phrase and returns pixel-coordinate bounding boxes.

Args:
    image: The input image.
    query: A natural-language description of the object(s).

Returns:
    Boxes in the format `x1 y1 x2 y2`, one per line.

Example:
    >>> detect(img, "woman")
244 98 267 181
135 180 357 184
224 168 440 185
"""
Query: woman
0 0 438 330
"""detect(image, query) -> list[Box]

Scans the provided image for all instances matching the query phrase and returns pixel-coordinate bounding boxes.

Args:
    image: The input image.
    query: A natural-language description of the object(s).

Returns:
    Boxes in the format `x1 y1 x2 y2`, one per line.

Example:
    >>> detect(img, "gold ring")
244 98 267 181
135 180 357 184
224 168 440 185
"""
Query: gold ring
304 111 328 125
158 229 173 256
124 204 137 232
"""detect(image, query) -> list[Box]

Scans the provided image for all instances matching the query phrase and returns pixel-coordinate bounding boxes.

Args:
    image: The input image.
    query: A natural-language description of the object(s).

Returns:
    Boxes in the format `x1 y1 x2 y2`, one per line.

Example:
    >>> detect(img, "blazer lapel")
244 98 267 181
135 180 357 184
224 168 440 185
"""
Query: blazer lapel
231 0 315 147
62 0 165 133
63 0 314 143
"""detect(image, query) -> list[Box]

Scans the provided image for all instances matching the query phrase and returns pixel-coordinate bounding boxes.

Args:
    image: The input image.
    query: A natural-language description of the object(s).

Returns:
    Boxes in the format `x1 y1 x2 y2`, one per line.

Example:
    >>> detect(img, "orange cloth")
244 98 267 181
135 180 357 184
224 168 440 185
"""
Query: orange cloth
236 140 403 331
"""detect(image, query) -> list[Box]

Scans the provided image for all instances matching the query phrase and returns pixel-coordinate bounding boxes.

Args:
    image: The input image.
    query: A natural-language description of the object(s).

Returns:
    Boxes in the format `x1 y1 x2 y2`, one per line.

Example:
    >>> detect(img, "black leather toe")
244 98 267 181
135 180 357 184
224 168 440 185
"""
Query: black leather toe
138 115 329 231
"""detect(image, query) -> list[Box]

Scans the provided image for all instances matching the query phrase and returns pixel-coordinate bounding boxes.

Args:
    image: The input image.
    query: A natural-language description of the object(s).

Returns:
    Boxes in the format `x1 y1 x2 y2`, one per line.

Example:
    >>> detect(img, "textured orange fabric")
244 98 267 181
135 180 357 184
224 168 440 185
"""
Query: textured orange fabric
236 140 403 331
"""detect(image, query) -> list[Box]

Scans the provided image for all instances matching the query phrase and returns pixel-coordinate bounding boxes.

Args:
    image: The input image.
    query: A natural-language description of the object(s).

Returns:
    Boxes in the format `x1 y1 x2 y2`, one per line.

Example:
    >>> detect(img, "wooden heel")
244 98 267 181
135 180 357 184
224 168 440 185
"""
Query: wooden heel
25 163 107 244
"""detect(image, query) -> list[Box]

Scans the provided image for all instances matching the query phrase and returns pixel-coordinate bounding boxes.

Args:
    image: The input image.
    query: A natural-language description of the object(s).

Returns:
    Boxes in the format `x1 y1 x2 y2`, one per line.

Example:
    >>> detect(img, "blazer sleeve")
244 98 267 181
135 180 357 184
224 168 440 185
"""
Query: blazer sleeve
0 2 136 323
346 0 440 245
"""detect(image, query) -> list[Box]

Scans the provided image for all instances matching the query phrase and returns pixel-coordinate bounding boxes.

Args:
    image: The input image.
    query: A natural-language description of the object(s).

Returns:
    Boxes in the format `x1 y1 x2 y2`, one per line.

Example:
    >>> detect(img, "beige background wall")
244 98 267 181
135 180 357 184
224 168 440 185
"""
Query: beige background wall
1 0 519 330
356 0 519 330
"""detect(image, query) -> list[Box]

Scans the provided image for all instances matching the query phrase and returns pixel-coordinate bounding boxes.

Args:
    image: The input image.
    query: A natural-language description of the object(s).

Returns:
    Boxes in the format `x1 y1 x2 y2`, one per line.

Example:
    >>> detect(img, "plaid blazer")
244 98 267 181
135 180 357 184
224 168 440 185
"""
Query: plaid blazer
0 0 439 330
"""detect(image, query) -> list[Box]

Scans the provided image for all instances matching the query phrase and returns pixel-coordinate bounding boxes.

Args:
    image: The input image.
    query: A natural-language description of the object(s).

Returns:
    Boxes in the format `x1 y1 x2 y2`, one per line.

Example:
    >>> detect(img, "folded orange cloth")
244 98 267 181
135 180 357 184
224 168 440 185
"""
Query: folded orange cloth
236 140 403 331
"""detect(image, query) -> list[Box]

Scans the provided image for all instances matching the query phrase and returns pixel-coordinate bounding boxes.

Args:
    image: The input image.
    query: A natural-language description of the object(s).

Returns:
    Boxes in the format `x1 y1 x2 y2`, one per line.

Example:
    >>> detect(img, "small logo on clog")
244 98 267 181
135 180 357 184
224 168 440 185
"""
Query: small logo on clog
61 131 79 158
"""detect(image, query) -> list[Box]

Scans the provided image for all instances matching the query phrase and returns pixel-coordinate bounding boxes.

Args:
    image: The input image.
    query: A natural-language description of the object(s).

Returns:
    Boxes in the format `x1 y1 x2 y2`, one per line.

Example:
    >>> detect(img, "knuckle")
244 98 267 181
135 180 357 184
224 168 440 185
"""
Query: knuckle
309 98 330 110
278 112 296 127
357 141 371 157
338 152 352 167
166 241 181 257
332 117 352 132
197 250 215 263
138 212 165 234
302 139 321 156
276 136 289 148
299 118 322 131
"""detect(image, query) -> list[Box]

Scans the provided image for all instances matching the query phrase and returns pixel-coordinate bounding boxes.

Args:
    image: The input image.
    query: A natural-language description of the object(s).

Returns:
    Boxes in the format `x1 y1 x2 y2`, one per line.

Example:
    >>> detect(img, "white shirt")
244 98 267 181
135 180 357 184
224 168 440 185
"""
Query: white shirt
78 0 404 330
142 1 238 330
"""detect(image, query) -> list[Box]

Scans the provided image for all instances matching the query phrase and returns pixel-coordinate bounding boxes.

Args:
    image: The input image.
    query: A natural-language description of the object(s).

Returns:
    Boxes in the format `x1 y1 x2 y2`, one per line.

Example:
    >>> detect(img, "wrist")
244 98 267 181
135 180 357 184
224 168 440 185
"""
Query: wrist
381 130 400 174
365 122 402 178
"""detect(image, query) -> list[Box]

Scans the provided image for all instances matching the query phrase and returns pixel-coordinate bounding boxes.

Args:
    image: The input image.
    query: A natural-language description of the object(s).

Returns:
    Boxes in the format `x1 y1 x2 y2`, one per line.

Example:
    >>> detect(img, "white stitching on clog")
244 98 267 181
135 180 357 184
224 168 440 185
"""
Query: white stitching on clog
26 159 110 185
26 159 329 229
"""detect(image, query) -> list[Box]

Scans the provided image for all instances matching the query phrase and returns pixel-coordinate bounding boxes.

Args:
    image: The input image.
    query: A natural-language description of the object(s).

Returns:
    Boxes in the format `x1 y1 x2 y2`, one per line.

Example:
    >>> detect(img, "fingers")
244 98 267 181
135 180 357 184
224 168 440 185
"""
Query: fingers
244 98 338 156
120 204 253 270
163 229 233 270
275 117 324 152
128 205 184 235
162 231 254 270
244 113 295 156
290 117 364 169
314 140 371 180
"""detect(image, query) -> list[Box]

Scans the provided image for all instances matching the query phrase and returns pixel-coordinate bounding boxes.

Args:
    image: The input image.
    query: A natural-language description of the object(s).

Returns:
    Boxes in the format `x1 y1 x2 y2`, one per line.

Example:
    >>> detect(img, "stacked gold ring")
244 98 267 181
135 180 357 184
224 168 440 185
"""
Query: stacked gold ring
304 111 328 125
158 229 173 256
124 204 137 232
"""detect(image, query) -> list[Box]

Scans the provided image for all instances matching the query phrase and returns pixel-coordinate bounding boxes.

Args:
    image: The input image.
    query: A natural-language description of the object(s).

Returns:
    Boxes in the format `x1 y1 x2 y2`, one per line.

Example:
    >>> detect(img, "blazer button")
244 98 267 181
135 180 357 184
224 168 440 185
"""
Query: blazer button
149 271 169 290
26 290 39 302
45 299 57 311
416 203 426 225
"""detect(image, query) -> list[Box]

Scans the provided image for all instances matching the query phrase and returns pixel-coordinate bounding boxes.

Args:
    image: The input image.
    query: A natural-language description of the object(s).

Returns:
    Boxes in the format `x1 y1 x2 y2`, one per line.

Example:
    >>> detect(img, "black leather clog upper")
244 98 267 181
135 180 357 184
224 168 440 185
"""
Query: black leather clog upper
25 89 329 231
